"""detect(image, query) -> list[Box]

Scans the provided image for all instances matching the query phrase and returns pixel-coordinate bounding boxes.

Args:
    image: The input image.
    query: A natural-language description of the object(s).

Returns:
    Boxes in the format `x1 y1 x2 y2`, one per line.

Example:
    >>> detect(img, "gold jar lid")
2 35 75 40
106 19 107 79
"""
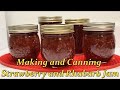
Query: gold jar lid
83 22 115 31
38 16 62 23
41 24 74 34
65 18 90 25
8 24 38 33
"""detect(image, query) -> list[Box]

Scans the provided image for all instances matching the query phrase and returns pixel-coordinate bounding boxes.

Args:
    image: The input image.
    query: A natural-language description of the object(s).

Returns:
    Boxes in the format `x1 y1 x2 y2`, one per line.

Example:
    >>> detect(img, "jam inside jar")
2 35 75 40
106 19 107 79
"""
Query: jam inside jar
8 24 40 60
41 24 75 67
82 22 115 62
65 19 90 54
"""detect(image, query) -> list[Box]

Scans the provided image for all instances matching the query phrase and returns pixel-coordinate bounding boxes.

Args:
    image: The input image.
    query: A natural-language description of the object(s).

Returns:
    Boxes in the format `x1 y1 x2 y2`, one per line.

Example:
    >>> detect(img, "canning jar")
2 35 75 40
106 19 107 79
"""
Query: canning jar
83 22 115 62
65 19 89 54
8 24 40 60
41 24 75 66
38 16 63 44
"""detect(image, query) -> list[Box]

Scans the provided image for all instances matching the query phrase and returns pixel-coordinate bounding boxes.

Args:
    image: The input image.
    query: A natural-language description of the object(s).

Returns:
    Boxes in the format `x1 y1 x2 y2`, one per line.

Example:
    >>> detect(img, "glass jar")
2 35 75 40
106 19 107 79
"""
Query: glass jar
65 19 89 54
83 22 115 62
8 24 40 60
41 24 75 67
38 16 62 25
38 16 63 44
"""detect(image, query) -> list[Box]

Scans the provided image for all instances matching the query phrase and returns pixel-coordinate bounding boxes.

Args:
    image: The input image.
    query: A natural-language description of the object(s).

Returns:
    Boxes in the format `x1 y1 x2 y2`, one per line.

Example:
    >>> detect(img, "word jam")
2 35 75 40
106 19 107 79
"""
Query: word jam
1 70 119 78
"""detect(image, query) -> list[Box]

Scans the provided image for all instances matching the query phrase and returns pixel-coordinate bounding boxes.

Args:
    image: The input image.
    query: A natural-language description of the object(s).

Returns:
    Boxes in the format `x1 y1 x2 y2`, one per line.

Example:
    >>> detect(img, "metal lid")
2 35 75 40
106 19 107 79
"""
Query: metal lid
65 18 89 25
83 22 115 31
38 16 62 23
8 24 38 33
41 24 74 34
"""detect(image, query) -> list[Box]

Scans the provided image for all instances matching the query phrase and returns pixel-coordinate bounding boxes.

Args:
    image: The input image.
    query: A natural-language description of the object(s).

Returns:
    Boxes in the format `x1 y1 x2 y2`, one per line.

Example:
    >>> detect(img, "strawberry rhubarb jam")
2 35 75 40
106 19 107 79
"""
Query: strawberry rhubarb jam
41 24 75 66
8 24 40 60
82 22 115 62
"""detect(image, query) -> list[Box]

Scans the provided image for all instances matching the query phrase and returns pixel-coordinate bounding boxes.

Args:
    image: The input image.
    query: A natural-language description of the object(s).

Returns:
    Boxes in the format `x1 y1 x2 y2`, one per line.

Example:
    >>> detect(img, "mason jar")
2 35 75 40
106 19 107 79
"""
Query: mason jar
41 24 75 67
65 18 90 54
82 22 115 62
8 24 40 60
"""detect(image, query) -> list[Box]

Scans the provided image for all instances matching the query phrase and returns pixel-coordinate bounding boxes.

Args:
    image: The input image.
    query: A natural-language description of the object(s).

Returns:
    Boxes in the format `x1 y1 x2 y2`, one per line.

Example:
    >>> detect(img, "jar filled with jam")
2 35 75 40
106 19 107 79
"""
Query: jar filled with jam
38 16 62 25
38 16 63 44
65 19 90 54
8 24 40 60
83 22 115 62
41 24 75 67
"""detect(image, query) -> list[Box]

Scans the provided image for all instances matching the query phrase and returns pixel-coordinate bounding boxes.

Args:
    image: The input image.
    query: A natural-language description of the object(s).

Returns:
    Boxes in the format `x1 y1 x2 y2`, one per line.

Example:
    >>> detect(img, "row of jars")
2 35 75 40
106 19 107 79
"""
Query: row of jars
8 16 115 65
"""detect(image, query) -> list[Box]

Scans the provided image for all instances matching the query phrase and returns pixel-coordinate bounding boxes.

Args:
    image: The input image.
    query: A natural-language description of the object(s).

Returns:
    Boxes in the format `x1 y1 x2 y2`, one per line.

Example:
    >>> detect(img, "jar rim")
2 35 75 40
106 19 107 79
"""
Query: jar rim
38 16 62 23
65 18 89 24
8 24 38 33
41 24 74 34
83 22 115 31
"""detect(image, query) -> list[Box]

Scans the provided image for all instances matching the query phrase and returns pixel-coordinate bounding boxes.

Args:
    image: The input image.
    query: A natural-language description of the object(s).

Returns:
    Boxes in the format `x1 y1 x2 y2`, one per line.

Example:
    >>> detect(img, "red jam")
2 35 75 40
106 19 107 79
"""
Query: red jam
41 25 75 66
74 25 84 54
82 22 115 62
8 24 40 60
65 19 89 54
